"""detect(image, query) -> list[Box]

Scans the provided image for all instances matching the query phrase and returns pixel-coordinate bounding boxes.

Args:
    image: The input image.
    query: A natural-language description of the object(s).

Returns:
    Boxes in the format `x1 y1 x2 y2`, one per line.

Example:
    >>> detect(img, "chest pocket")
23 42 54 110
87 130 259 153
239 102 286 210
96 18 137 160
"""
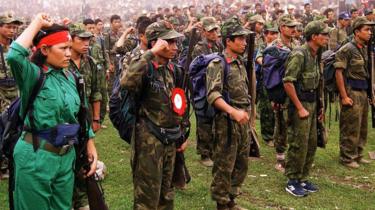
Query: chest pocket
301 71 319 91
349 54 365 74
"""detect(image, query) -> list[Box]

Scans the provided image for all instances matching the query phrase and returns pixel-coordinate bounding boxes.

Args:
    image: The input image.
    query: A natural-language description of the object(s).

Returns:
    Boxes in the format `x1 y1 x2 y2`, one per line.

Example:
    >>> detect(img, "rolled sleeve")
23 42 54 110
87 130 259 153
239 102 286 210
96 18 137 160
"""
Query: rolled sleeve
206 59 224 105
333 47 347 70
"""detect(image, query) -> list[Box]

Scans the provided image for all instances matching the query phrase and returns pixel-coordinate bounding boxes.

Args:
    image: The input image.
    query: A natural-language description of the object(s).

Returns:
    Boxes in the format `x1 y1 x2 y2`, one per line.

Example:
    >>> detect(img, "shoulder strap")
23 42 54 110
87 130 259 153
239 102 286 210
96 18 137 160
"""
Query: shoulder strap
0 45 7 76
23 70 46 120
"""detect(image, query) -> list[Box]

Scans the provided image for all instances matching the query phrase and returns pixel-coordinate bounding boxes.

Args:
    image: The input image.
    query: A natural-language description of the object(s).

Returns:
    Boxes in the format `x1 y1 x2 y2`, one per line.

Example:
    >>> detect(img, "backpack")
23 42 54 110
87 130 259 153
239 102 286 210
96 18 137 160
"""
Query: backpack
0 71 46 159
322 50 337 94
188 53 229 122
262 46 307 104
109 62 183 143
262 46 291 104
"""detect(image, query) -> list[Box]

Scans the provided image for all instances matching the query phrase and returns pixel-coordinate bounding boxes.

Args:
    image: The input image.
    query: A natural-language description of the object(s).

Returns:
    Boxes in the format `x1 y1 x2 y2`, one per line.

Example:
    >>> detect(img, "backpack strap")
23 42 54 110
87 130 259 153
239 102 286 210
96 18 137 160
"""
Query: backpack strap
25 70 46 151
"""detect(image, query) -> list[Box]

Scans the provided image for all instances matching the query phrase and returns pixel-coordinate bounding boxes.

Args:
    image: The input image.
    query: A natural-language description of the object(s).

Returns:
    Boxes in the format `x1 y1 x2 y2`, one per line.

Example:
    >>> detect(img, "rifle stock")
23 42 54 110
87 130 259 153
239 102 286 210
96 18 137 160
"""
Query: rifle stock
246 32 260 157
76 76 109 210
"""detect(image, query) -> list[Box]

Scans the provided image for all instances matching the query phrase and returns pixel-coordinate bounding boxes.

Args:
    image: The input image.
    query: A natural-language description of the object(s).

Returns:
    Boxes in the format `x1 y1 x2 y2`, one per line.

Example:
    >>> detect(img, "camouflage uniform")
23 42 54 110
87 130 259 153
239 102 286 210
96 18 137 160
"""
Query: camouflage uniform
334 17 374 164
283 21 329 182
103 29 121 99
328 26 348 51
191 17 222 160
89 38 110 123
0 15 22 112
68 24 102 210
207 17 251 206
249 15 265 50
122 21 186 210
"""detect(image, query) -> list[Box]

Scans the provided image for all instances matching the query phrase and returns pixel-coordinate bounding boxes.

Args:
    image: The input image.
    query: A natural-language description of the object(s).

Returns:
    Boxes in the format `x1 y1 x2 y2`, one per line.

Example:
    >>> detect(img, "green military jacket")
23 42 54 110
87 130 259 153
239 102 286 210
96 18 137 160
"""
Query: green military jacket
328 26 348 50
122 51 183 128
0 43 18 103
256 36 298 59
283 43 320 92
90 38 110 71
255 33 265 51
68 55 102 103
7 42 94 137
206 51 251 109
334 39 368 81
120 45 145 87
192 38 223 59
114 37 138 55
103 29 121 63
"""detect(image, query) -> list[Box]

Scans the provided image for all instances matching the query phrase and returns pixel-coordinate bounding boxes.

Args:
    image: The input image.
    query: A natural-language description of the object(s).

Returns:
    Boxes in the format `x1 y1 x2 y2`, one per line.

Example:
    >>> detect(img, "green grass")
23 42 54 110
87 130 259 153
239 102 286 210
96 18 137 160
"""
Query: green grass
1 112 375 210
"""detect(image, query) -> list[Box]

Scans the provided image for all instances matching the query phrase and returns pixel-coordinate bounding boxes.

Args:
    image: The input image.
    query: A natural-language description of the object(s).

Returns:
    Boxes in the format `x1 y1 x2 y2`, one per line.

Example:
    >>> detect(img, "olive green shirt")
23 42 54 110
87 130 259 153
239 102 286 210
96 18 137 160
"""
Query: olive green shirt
192 38 223 59
334 40 368 80
283 44 320 91
7 42 94 138
122 50 183 128
328 26 348 50
206 52 251 109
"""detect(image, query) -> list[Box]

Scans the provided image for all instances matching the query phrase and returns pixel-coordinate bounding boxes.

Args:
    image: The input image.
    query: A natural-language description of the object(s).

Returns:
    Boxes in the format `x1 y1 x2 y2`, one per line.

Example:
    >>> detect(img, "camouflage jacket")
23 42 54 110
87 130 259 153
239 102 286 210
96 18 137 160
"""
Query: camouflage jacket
256 36 298 59
255 33 265 51
334 40 369 81
103 29 122 63
328 26 348 51
68 55 102 102
192 38 223 59
90 38 110 71
122 50 184 128
302 13 314 26
0 44 14 83
206 51 251 109
114 37 138 55
283 43 320 91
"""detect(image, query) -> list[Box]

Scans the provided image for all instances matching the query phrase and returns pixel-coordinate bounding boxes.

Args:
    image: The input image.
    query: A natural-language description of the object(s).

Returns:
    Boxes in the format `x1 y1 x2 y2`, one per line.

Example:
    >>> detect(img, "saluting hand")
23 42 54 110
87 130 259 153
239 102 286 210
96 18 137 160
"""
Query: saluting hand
150 39 169 56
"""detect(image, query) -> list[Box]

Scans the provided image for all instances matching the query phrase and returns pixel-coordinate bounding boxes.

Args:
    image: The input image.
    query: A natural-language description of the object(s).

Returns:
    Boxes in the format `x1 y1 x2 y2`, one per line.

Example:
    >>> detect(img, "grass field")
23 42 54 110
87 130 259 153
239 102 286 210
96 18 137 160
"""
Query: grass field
1 113 375 210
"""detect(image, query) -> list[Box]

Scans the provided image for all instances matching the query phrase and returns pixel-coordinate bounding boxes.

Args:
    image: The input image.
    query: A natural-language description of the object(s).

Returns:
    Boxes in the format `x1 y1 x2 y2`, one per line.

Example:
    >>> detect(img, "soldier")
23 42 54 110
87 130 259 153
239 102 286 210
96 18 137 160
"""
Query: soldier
266 15 299 173
0 14 23 112
302 3 314 27
255 25 279 147
284 20 329 197
334 17 374 169
191 16 222 167
122 21 188 209
328 12 351 51
246 14 265 50
67 23 102 210
0 14 23 179
104 15 122 100
206 16 251 210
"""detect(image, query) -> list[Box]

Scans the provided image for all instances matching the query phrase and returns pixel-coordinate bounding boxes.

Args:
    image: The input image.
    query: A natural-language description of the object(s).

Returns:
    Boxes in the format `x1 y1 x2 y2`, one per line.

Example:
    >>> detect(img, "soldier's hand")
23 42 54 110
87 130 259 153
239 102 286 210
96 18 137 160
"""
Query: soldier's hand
124 27 136 36
297 107 309 119
85 139 98 177
177 140 188 153
92 121 101 133
150 39 169 55
230 109 250 125
35 13 54 28
341 96 353 106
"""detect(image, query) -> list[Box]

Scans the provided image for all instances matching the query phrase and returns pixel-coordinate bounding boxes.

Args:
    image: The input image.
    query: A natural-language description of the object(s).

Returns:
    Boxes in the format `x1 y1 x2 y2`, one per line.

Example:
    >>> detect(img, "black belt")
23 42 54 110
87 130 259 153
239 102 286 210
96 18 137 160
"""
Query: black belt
298 89 317 102
0 78 16 88
347 79 368 91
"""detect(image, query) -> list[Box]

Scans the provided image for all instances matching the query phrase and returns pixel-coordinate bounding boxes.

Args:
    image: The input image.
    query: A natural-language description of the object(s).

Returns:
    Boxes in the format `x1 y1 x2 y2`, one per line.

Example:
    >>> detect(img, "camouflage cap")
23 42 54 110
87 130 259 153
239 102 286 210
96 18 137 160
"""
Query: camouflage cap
0 14 23 25
264 23 278 32
69 23 93 38
249 14 265 24
278 14 299 27
304 20 330 37
201 17 219 31
221 16 250 37
168 16 180 26
351 17 375 31
145 20 183 41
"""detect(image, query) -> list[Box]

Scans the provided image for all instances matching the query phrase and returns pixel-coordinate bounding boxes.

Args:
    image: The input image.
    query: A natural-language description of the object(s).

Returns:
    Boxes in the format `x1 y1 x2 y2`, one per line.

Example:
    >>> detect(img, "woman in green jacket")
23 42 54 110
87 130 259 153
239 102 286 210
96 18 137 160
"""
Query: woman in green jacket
7 13 98 210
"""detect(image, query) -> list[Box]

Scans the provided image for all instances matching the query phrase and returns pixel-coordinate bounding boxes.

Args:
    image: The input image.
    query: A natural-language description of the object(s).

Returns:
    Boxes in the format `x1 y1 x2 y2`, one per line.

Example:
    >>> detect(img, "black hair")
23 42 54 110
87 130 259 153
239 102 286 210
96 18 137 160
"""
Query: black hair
305 34 313 41
354 24 367 35
323 8 334 17
137 19 153 35
31 24 69 67
110 14 121 23
136 16 151 28
304 3 311 8
273 2 280 7
94 18 102 25
222 36 236 48
83 18 95 25
350 8 358 14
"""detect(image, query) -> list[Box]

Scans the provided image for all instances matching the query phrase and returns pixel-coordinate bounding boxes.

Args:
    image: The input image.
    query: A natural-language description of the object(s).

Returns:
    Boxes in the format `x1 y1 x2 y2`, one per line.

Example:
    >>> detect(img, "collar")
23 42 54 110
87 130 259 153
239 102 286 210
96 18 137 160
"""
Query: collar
151 60 174 72
352 38 365 49
223 51 241 64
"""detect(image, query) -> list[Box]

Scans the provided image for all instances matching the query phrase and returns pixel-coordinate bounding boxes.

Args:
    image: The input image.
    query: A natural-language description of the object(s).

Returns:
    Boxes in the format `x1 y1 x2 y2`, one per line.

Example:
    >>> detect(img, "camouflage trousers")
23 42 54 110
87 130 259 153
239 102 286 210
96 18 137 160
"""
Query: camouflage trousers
196 118 213 158
106 72 115 102
211 113 250 205
339 88 368 163
0 86 18 112
274 106 288 154
99 70 108 123
131 120 176 210
285 102 317 180
258 88 275 142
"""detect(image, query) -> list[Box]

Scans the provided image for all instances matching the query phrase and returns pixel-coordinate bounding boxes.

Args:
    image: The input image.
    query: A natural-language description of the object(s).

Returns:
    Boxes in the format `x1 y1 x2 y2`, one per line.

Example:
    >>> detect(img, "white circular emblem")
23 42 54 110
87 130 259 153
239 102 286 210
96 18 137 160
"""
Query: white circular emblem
174 94 182 109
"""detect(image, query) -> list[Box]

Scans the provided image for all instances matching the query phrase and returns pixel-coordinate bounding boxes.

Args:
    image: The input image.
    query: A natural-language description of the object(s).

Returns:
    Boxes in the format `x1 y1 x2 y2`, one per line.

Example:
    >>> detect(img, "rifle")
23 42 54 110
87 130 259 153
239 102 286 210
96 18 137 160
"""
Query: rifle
75 76 109 210
246 32 260 157
367 33 375 128
182 27 198 89
317 49 327 148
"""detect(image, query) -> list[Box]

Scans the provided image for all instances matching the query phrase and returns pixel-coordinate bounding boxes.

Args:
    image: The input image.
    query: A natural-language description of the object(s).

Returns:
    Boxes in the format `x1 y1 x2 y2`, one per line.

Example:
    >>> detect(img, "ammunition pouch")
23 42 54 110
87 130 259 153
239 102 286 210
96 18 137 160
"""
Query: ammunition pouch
144 118 182 145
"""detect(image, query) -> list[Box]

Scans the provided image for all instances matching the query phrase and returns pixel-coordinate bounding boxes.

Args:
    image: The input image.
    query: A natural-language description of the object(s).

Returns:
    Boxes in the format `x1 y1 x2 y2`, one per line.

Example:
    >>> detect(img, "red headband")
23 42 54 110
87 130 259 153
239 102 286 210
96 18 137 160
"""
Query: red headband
36 31 71 49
